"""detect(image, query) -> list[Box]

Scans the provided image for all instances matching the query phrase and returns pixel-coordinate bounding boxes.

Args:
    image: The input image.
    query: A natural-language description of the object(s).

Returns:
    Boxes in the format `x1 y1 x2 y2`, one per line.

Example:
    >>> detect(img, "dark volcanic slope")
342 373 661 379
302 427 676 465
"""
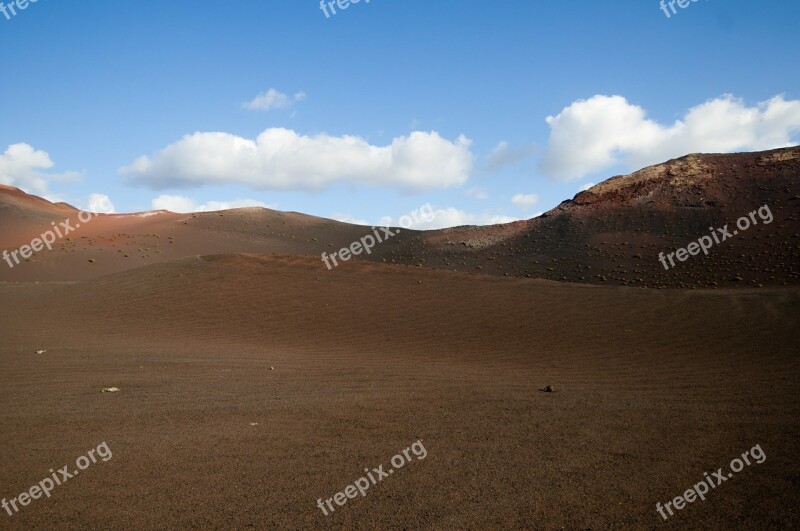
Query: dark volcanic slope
374 147 800 289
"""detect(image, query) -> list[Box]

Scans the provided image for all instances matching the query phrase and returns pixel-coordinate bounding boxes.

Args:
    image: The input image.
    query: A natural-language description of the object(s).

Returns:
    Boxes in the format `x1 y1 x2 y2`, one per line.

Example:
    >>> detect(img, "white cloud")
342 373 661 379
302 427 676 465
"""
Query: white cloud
579 182 596 192
540 94 800 180
511 193 539 209
242 88 306 111
379 203 518 230
122 129 473 192
87 193 116 213
151 194 273 213
151 194 195 213
485 141 537 172
42 194 67 204
0 143 80 194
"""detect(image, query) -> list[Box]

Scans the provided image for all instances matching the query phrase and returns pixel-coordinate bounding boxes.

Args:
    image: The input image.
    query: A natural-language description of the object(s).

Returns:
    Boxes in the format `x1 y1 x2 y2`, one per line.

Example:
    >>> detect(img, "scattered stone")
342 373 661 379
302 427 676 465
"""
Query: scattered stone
541 385 554 393
270 366 274 371
101 387 120 393
35 349 46 354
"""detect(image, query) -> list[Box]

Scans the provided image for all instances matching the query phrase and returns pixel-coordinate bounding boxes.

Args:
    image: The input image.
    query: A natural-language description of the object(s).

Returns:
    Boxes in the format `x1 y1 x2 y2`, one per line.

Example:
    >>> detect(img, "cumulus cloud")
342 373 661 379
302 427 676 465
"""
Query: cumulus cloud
378 203 518 230
151 194 273 213
87 193 116 213
511 193 539 210
0 143 80 194
242 88 306 111
540 94 800 180
122 128 473 192
485 141 537 172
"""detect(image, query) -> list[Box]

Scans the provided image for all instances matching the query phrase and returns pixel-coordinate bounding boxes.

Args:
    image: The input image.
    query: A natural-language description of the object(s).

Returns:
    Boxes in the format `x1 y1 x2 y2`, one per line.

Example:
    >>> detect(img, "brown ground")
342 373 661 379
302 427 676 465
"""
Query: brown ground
0 255 798 529
1 148 799 529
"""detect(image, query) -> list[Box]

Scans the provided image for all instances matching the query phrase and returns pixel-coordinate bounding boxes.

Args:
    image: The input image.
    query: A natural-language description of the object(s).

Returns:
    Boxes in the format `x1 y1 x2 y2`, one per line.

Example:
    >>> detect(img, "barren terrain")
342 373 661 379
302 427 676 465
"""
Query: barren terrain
1 148 799 529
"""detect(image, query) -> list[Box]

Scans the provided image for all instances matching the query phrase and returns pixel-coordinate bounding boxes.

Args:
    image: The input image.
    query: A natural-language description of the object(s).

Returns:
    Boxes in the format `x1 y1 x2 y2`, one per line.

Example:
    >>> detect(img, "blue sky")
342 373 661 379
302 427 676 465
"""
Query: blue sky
1 0 799 228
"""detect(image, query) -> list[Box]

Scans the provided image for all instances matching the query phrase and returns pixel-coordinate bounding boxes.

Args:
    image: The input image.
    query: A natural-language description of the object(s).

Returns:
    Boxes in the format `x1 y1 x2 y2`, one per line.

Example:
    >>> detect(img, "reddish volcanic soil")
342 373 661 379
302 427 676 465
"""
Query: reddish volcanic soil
1 148 799 529
0 256 798 528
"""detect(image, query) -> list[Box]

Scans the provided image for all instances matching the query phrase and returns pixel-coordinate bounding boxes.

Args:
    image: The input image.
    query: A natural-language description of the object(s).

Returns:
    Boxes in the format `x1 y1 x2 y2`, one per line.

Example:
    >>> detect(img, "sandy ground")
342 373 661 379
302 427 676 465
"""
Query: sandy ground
1 255 798 529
